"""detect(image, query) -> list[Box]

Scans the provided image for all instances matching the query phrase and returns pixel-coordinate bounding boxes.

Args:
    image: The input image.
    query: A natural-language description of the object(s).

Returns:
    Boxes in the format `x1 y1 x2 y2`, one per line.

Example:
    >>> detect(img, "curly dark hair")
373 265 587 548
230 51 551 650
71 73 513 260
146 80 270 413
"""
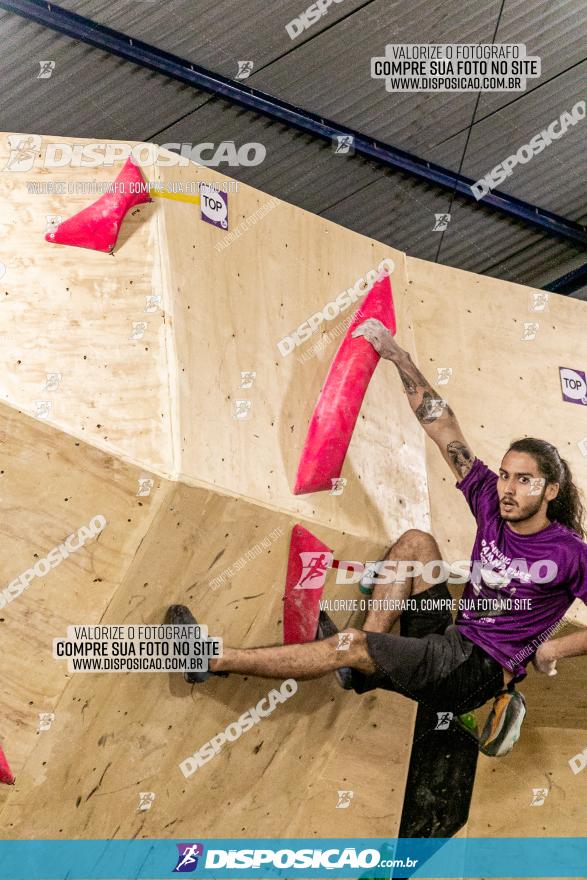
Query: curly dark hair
508 437 585 539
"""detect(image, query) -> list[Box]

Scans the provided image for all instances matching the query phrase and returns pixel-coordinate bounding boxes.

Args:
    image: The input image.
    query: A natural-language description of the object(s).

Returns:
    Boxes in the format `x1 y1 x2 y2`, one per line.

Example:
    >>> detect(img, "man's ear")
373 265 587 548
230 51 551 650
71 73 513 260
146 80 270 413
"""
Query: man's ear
545 482 560 502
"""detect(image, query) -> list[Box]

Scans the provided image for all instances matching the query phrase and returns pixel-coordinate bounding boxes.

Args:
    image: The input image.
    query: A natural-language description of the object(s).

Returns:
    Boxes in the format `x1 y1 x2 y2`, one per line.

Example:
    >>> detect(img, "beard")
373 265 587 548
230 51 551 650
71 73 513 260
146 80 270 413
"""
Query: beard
500 487 546 522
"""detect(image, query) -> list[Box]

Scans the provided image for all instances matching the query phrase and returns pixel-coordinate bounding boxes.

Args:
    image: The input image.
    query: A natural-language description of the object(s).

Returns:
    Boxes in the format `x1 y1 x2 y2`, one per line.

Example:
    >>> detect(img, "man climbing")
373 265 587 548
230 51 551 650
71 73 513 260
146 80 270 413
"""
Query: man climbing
166 318 587 757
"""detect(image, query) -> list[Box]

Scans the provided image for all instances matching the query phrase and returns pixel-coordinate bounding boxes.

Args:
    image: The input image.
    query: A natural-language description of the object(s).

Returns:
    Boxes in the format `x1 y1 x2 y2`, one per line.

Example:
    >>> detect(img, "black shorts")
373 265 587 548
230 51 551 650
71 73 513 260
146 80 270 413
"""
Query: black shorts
356 582 505 714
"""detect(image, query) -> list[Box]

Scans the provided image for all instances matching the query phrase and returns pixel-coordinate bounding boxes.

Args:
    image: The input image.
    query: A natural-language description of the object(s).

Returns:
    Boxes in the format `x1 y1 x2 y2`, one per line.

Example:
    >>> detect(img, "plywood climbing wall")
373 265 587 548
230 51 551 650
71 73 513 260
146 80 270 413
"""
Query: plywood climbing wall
0 134 422 840
0 133 584 847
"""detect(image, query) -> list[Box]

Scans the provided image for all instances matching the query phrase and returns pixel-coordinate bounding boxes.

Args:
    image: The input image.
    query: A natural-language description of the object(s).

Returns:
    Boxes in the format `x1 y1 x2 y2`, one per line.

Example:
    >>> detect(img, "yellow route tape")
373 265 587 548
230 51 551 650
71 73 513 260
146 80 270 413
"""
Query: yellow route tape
150 188 201 205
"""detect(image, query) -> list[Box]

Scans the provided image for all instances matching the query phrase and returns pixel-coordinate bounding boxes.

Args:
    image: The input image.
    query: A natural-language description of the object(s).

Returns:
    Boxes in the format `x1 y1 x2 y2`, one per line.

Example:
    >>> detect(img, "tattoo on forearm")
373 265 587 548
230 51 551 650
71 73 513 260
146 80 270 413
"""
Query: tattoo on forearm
399 370 418 394
396 358 430 396
396 356 454 423
447 441 475 478
415 392 452 423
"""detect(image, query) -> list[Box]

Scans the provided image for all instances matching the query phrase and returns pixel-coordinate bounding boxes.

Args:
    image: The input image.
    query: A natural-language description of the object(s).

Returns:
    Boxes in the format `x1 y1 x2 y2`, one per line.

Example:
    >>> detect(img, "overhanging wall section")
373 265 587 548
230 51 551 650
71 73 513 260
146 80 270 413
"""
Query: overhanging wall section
156 155 429 545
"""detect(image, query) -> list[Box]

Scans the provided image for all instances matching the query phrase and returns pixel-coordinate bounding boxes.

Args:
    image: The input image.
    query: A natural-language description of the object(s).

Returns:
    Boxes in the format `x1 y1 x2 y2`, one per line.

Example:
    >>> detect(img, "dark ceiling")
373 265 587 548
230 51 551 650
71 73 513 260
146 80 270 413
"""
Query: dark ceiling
1 0 585 297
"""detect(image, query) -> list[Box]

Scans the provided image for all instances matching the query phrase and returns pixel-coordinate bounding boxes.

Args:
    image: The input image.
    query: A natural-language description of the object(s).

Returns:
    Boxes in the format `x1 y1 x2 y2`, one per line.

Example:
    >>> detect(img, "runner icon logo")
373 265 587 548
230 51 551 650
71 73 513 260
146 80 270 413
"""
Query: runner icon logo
435 712 453 730
173 843 204 873
295 552 333 590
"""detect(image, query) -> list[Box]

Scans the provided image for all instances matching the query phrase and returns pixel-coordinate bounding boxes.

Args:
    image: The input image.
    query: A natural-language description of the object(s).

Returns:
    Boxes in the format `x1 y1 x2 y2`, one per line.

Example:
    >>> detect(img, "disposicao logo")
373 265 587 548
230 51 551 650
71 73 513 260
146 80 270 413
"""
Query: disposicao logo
173 842 204 872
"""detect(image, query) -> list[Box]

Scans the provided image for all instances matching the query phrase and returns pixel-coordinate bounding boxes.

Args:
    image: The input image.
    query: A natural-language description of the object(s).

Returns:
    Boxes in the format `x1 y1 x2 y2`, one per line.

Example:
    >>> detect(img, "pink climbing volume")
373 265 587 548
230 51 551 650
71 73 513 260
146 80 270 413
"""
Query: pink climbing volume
294 272 396 494
283 524 332 644
44 157 151 253
0 745 14 785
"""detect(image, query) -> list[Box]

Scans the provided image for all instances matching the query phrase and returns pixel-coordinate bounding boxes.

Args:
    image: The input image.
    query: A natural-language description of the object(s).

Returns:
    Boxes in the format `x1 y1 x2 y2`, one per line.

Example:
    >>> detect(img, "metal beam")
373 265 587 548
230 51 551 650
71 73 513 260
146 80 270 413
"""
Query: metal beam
543 262 587 295
2 0 586 247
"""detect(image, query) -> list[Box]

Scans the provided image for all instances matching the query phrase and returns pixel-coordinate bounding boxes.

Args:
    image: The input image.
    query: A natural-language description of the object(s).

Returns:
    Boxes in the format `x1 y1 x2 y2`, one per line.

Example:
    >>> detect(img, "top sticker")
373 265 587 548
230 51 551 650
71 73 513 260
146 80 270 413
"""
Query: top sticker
559 367 587 405
200 184 228 230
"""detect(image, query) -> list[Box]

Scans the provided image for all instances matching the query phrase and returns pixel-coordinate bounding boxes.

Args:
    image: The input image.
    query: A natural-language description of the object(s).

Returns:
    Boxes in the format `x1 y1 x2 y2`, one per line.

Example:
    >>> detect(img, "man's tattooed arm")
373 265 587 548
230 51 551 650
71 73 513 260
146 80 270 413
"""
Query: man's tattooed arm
396 357 430 396
395 355 454 425
415 391 455 424
447 440 475 480
393 353 476 480
350 318 476 482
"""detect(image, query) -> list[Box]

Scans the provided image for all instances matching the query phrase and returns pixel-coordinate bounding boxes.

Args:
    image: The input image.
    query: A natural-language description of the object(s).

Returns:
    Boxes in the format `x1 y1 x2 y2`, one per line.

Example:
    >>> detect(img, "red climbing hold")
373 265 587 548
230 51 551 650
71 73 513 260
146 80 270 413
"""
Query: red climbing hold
44 157 151 253
0 745 14 785
294 272 396 494
283 524 332 644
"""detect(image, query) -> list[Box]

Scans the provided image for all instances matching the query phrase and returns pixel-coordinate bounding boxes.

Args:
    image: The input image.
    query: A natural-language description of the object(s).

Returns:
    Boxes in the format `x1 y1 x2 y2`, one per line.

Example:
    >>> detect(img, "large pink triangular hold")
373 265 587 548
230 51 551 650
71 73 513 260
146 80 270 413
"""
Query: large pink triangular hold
0 745 14 785
283 524 333 644
45 157 151 253
294 273 396 494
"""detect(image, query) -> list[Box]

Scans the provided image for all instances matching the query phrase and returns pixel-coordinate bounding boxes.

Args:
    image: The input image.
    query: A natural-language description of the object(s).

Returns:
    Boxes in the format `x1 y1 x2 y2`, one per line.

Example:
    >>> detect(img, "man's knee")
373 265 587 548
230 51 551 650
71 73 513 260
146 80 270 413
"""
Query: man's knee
395 528 440 562
398 527 435 547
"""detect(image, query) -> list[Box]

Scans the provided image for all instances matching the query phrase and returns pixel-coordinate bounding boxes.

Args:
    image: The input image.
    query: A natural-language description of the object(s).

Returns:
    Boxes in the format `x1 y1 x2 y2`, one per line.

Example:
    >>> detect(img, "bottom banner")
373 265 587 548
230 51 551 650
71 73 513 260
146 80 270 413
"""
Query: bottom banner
0 837 585 878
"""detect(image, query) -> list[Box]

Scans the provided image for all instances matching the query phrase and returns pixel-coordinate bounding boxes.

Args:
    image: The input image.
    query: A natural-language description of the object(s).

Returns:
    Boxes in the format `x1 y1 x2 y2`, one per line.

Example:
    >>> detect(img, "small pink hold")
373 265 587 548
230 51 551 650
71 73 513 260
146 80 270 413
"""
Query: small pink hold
44 157 151 253
0 745 15 785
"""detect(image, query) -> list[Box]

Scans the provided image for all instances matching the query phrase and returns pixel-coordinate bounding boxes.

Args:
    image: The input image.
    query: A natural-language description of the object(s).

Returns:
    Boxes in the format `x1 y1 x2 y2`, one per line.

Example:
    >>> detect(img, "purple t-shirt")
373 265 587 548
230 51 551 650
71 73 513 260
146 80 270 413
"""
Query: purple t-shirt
454 459 587 678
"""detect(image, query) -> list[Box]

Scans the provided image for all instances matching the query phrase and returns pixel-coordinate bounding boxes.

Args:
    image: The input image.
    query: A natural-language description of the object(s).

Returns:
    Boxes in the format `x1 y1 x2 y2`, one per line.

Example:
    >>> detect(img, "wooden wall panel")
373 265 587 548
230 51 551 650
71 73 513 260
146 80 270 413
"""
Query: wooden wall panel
0 405 162 815
157 158 429 544
1 483 415 839
0 135 173 475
